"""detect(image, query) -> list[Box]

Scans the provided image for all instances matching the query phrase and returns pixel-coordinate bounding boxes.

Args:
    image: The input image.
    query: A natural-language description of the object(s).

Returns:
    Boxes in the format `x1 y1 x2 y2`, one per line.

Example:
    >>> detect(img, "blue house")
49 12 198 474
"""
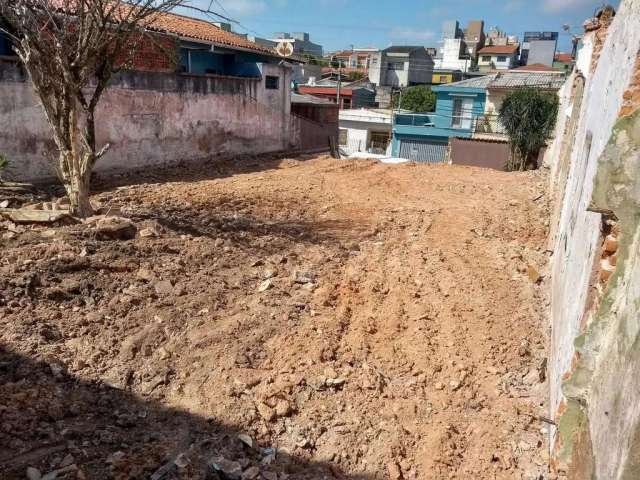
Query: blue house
391 71 566 163
391 76 489 163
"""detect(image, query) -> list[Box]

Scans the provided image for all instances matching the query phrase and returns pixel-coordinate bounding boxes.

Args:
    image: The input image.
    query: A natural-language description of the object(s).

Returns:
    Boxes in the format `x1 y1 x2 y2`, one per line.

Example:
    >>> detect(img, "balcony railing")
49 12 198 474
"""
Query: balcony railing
474 114 508 137
394 113 434 127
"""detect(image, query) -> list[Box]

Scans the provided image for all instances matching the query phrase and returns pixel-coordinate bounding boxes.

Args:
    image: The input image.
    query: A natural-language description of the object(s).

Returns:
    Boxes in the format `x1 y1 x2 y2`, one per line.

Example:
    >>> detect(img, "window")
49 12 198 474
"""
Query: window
369 131 390 153
497 56 507 62
371 58 378 65
481 56 491 62
451 97 473 129
342 98 352 109
388 62 405 71
438 75 448 83
339 129 348 146
265 76 279 89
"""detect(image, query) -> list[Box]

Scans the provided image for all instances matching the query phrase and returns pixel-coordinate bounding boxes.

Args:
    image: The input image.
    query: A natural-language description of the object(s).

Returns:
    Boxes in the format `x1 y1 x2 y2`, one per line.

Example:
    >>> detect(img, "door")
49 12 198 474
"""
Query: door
399 139 448 164
452 97 474 130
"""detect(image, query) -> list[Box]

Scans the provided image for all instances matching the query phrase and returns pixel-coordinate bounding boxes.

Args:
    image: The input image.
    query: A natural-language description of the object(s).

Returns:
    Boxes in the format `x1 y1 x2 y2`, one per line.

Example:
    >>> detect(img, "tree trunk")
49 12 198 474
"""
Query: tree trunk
61 150 94 218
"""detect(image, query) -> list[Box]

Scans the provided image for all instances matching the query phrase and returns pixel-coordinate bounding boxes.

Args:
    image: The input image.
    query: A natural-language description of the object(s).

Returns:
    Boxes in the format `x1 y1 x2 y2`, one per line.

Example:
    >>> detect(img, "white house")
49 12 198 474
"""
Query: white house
477 44 520 71
433 38 472 72
339 109 393 156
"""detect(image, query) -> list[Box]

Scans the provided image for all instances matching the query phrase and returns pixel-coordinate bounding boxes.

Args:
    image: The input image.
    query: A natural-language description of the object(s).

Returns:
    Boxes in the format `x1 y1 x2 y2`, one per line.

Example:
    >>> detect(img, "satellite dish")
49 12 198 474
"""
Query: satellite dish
276 41 294 58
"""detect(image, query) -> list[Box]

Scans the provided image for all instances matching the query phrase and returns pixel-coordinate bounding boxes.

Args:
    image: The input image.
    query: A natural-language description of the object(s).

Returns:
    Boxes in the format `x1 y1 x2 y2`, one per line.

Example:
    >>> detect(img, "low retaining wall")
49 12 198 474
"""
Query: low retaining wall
0 61 304 182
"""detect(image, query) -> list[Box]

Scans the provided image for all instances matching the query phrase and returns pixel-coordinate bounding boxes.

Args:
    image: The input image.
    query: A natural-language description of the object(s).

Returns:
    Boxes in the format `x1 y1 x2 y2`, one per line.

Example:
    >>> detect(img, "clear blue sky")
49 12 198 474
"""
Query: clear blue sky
188 0 620 54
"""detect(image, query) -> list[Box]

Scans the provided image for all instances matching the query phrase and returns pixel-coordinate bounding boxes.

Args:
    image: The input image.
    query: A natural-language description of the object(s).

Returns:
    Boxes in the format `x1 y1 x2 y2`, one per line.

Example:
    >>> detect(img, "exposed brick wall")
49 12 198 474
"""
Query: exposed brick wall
118 33 179 74
586 7 616 74
619 55 640 117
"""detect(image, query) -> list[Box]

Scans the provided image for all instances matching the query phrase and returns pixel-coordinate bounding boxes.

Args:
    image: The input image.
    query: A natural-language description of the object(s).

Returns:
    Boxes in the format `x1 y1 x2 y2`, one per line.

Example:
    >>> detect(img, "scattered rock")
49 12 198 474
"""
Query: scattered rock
139 226 161 238
275 399 292 418
210 457 243 480
293 271 315 284
238 433 254 448
26 467 42 480
262 472 278 480
59 454 75 468
242 466 260 480
94 216 137 240
527 265 541 284
106 451 125 464
258 279 273 292
387 461 403 480
136 268 155 282
154 280 174 296
257 402 276 422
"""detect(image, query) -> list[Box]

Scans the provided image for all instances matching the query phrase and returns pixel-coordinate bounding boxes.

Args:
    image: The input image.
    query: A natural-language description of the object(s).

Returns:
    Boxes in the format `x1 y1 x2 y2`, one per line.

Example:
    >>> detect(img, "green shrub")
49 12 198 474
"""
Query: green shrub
499 88 559 171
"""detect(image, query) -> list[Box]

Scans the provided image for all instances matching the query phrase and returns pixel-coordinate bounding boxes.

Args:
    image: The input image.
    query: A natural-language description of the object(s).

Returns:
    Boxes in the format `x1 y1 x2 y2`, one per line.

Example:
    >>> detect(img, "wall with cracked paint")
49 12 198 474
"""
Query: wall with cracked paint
0 62 298 182
546 1 640 478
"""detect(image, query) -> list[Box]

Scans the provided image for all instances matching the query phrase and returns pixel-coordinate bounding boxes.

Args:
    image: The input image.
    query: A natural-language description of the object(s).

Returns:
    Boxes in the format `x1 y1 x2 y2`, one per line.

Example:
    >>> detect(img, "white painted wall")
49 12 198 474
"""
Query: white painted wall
547 5 640 476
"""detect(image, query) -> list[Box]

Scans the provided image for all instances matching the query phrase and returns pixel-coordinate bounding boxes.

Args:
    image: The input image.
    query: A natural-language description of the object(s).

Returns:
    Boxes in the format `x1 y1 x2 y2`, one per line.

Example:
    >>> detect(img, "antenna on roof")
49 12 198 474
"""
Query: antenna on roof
276 40 294 58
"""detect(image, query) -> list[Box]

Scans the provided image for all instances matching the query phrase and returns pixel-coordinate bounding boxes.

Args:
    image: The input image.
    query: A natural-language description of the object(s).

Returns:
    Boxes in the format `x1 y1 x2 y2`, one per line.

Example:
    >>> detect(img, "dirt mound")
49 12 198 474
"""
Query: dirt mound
0 157 551 479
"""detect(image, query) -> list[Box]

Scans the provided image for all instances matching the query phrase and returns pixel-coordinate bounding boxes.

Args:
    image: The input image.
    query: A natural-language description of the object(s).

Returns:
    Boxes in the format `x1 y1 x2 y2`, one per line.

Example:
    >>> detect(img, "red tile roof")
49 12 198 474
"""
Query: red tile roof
554 53 573 63
478 44 519 55
298 86 353 97
146 11 276 56
49 0 277 56
513 63 558 72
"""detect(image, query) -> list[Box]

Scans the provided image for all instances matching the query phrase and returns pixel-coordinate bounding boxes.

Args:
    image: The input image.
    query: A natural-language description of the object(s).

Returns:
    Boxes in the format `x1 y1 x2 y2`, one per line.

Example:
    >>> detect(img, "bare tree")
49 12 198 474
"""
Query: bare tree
0 0 188 216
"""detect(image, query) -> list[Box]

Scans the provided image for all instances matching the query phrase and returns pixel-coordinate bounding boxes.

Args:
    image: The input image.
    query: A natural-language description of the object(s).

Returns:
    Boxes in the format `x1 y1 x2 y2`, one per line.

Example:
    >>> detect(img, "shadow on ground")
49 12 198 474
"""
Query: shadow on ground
0 346 373 480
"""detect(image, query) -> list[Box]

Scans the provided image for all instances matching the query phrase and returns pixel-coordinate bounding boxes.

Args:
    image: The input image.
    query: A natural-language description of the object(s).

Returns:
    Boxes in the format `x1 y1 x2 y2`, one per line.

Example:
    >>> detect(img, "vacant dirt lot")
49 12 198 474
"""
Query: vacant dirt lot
1 156 551 479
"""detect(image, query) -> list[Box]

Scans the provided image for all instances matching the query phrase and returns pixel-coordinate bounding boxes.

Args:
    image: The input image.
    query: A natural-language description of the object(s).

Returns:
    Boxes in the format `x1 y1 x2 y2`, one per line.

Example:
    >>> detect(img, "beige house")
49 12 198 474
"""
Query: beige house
477 44 520 71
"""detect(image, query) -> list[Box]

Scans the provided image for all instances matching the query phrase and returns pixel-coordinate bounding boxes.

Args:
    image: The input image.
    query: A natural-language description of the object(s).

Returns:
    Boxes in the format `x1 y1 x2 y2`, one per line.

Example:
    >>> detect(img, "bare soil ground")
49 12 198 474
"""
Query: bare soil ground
1 155 551 480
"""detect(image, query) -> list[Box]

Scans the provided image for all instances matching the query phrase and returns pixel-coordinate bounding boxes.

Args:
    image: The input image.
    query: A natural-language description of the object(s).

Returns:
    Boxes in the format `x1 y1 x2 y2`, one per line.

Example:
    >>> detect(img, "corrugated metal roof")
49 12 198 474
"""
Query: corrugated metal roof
291 93 335 105
490 72 565 89
443 71 565 90
441 75 495 89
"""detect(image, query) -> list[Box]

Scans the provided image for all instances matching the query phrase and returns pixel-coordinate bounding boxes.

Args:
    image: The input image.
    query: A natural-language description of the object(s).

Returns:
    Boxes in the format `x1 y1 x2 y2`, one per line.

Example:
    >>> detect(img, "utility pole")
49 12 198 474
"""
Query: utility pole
336 59 342 109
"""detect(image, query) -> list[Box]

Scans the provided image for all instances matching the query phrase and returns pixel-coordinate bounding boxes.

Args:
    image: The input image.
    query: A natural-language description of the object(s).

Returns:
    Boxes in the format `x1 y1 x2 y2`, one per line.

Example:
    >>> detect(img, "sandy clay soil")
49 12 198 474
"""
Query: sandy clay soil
1 156 552 480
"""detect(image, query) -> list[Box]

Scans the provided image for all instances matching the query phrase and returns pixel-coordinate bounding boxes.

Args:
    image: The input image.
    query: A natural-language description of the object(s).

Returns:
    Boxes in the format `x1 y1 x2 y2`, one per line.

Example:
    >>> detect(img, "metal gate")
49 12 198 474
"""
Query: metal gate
398 139 448 164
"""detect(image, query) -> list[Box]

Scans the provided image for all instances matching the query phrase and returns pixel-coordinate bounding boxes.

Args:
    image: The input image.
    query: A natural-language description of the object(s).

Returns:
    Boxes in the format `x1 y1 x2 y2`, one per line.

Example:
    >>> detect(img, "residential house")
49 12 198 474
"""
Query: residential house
297 84 376 110
246 35 278 50
477 44 520 71
291 93 339 152
291 63 323 85
338 109 393 156
434 38 472 72
553 52 575 73
435 20 485 70
521 31 558 66
485 27 519 47
431 69 464 85
271 32 323 58
463 20 486 60
328 48 378 75
390 70 565 163
369 46 435 88
1 10 339 182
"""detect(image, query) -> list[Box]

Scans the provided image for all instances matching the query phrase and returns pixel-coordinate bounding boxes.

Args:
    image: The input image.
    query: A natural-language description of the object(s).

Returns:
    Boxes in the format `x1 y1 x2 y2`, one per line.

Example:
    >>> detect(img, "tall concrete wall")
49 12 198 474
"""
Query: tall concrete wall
545 2 640 478
0 62 298 182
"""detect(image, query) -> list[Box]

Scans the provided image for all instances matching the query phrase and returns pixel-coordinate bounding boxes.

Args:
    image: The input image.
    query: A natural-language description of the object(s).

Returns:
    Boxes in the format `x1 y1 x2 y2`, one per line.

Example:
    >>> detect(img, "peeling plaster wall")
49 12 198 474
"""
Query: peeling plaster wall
546 1 640 478
0 63 295 182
